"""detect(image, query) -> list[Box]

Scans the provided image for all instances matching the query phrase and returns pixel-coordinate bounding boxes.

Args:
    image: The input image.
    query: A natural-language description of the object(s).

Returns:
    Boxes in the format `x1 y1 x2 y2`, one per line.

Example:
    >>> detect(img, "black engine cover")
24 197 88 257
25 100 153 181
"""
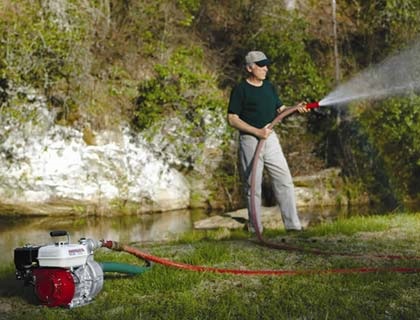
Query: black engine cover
14 246 40 272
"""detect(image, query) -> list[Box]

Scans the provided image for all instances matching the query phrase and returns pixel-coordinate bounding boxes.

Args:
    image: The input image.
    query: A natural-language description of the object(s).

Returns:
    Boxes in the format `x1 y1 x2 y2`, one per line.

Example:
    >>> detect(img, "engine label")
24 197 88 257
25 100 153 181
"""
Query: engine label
68 248 86 256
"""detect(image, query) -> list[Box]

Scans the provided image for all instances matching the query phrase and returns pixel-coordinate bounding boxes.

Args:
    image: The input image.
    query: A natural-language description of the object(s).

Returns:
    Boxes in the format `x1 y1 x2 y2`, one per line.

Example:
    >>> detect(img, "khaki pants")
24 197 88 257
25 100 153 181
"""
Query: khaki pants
239 132 302 232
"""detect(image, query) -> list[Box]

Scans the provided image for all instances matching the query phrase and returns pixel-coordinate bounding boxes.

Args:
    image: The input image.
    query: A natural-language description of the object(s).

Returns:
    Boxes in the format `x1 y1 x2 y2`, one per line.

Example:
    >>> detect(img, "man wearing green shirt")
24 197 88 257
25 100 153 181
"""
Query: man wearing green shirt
227 51 308 233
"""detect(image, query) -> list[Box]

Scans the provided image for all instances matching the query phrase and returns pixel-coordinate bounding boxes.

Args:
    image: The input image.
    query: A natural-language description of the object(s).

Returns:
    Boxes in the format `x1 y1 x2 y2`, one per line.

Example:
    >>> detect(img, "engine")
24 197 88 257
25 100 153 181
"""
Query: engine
14 230 104 308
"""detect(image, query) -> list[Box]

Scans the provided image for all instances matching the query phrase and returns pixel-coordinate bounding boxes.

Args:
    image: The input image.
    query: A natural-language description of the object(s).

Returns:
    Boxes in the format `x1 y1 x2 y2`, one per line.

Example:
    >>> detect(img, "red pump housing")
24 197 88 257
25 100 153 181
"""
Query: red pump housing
32 268 75 307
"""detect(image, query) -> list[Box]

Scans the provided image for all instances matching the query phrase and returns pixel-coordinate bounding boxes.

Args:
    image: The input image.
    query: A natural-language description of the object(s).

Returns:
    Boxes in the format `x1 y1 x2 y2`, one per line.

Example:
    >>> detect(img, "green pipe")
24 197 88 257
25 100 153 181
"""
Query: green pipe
99 262 151 275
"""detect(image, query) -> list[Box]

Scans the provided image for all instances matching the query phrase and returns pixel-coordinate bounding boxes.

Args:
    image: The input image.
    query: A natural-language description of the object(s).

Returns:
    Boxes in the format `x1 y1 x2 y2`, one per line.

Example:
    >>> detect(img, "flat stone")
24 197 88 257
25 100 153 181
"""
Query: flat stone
193 215 244 229
195 206 285 230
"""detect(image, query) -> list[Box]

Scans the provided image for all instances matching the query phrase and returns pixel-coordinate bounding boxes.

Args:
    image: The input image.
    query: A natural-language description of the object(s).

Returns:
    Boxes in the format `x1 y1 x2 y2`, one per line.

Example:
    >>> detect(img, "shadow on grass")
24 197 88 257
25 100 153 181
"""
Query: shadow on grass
0 271 38 305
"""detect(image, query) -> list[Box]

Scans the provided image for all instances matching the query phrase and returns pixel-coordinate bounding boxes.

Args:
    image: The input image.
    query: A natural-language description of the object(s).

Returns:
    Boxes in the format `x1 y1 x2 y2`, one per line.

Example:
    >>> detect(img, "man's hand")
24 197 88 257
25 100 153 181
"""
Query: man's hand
256 125 272 139
228 113 272 139
297 102 310 113
277 103 310 114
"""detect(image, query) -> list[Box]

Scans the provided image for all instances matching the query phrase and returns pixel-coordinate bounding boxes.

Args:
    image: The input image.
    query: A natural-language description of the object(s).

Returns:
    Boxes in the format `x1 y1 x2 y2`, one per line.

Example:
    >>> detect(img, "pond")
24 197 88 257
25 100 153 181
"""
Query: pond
0 209 206 265
1 203 417 265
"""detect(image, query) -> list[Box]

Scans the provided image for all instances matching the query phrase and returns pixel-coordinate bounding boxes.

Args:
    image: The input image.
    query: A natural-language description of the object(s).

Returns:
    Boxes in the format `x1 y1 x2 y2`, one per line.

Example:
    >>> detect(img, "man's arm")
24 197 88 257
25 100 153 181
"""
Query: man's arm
227 113 272 139
277 102 310 114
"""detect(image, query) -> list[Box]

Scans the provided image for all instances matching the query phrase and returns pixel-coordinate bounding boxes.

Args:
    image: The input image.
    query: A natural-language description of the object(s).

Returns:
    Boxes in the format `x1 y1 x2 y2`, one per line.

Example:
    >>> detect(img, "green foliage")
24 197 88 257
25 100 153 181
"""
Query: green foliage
380 0 420 46
317 105 401 206
246 9 328 104
176 0 201 27
0 1 89 92
359 96 420 198
133 46 224 132
337 0 420 68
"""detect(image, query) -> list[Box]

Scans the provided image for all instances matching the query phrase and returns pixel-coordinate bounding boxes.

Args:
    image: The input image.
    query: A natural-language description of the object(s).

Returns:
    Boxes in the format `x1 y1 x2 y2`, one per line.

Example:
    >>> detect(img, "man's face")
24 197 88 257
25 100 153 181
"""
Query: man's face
248 63 268 80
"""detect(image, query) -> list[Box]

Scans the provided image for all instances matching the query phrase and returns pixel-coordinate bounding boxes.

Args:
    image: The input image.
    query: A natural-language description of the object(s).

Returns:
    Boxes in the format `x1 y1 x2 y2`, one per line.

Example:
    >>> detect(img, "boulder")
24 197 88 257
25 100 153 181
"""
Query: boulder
194 206 286 230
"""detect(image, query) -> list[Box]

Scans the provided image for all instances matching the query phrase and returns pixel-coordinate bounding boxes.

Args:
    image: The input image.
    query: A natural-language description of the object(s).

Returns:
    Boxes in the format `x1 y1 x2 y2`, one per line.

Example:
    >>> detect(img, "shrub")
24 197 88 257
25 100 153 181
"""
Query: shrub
132 46 225 133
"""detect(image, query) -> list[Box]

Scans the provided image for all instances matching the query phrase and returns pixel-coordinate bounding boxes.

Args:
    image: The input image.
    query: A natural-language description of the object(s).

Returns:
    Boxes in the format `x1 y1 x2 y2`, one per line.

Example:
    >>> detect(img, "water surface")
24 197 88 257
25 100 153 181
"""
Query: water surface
0 209 202 265
1 204 417 265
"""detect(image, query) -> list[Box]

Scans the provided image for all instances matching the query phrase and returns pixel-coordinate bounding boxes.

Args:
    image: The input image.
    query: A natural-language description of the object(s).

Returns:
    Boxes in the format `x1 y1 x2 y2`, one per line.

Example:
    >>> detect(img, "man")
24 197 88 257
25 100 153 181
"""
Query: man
227 51 309 233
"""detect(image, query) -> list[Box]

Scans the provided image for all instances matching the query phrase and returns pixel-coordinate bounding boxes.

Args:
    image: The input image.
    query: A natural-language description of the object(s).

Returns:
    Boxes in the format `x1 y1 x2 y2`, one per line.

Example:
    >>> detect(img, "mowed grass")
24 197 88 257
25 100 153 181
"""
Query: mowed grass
1 212 420 319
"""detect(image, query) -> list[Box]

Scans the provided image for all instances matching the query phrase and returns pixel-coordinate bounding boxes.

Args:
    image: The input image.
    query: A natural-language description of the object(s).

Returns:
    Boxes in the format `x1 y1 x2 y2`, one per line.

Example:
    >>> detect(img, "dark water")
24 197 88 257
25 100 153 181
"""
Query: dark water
1 204 418 265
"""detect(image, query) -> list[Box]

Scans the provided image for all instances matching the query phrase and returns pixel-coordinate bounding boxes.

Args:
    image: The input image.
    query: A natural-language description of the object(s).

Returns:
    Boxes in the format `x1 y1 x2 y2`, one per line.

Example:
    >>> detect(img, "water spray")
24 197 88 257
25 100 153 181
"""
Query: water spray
318 41 420 107
300 41 420 109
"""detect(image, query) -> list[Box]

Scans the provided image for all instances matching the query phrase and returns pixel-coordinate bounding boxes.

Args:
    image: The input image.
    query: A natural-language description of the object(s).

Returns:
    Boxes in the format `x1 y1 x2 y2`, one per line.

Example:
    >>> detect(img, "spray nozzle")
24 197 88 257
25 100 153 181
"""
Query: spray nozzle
306 101 320 109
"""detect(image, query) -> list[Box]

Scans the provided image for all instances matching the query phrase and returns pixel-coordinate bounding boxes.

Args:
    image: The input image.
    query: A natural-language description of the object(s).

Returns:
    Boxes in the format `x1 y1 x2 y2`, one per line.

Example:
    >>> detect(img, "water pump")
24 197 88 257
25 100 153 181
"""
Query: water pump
14 230 104 308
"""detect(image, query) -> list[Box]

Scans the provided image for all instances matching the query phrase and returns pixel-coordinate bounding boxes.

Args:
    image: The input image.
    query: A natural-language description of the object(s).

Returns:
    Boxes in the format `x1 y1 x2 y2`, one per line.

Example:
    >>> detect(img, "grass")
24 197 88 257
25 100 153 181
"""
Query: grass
2 212 420 319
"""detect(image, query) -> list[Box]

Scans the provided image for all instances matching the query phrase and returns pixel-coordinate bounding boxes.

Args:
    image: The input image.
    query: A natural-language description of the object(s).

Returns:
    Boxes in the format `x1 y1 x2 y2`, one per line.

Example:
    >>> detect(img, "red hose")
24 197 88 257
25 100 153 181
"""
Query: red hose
102 240 420 276
249 106 297 243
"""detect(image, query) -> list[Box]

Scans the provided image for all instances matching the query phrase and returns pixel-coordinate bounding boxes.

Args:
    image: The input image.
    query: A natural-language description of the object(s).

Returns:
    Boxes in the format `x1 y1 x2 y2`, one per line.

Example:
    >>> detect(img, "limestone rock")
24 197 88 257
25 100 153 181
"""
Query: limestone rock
195 206 286 230
0 87 190 214
193 215 244 230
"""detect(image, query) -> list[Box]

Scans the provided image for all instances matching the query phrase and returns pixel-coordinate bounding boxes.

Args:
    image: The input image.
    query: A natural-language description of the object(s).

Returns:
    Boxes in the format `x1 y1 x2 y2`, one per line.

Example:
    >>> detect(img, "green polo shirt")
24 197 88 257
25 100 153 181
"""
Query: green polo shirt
228 79 283 129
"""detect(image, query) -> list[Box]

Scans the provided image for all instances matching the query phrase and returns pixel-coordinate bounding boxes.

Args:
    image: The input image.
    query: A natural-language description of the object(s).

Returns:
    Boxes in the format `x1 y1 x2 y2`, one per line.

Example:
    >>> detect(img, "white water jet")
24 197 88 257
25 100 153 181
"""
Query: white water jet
319 41 420 107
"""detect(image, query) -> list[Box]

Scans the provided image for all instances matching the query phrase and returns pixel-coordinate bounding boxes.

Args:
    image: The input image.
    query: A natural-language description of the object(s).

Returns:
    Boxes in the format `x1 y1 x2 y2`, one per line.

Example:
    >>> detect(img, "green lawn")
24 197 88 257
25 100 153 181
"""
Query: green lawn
2 212 420 319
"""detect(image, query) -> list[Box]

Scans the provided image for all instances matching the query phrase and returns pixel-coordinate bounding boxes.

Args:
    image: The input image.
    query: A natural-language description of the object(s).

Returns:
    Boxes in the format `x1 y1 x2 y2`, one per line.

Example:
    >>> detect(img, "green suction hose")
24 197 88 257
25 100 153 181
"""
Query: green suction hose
100 262 151 275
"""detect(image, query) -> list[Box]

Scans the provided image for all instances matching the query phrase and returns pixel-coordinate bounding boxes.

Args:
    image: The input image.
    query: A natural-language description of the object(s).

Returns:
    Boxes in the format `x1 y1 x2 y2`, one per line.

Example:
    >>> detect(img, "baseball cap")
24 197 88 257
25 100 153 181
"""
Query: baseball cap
245 51 270 66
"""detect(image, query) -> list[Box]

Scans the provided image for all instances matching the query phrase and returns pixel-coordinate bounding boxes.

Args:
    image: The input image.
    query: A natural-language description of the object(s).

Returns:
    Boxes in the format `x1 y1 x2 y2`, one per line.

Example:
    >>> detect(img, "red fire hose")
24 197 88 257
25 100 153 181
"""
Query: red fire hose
101 240 420 276
101 102 420 276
